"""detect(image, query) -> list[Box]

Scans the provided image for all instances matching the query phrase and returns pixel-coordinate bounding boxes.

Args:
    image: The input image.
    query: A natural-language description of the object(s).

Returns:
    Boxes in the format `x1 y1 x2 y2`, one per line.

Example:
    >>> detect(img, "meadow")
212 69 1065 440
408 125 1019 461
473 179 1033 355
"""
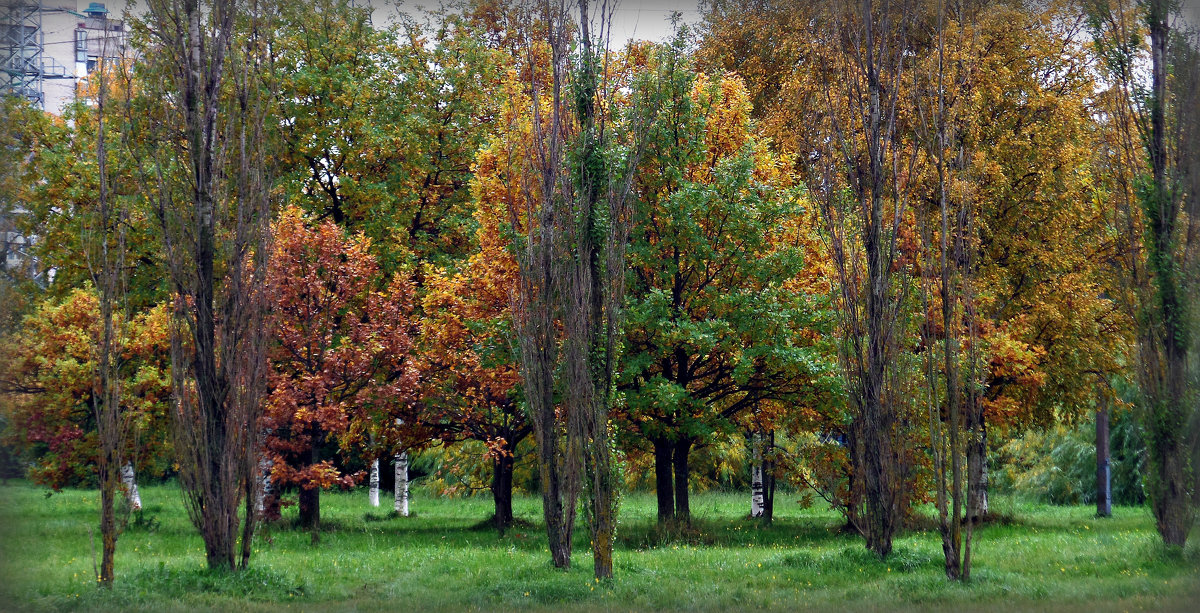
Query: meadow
0 481 1197 612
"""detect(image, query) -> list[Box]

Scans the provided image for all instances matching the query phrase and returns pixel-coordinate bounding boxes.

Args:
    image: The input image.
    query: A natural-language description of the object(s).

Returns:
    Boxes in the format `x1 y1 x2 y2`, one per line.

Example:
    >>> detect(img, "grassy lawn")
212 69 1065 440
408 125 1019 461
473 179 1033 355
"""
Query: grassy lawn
0 480 1197 612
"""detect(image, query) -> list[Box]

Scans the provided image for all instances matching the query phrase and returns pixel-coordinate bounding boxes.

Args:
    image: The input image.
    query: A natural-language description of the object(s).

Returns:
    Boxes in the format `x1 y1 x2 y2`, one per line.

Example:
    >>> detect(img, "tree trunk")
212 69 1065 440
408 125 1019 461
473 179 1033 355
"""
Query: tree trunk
1097 401 1112 517
1140 0 1194 549
968 419 988 522
99 460 117 586
672 439 691 523
394 452 409 517
750 433 764 518
298 486 320 530
590 413 615 580
763 430 776 525
492 452 515 532
256 456 274 517
654 438 675 523
121 462 142 512
299 441 321 534
369 458 380 507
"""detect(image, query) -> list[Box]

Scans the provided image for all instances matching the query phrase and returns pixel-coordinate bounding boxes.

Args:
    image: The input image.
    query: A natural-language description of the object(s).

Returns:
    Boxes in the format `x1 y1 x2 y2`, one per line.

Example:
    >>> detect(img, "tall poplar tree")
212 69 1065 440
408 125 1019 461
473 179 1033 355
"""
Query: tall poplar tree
137 0 275 570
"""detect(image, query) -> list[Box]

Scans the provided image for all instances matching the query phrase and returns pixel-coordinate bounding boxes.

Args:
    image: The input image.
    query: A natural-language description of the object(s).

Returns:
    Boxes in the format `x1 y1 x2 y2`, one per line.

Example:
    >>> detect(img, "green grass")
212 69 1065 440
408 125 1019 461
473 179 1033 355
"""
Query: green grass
0 481 1197 612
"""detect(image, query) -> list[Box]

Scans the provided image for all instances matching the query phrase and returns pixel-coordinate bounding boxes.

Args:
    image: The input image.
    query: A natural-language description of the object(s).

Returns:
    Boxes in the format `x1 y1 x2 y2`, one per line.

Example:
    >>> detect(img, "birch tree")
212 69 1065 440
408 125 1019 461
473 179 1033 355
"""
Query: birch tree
395 450 410 517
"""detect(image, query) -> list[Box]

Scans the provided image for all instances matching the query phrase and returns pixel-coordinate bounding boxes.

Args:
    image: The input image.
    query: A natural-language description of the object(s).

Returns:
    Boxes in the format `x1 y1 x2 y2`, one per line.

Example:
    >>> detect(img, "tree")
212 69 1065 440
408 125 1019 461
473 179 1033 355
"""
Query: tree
620 57 830 525
83 48 133 587
273 0 503 279
136 0 274 571
909 0 984 579
420 194 528 531
1087 0 1199 547
2 55 159 586
0 290 172 492
263 207 419 535
699 0 1129 540
802 0 919 559
507 0 652 577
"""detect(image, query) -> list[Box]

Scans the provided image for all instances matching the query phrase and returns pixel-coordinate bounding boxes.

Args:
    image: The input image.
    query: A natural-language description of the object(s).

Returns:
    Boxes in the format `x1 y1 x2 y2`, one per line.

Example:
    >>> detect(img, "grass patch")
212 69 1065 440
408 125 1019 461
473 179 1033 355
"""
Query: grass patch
0 481 1197 612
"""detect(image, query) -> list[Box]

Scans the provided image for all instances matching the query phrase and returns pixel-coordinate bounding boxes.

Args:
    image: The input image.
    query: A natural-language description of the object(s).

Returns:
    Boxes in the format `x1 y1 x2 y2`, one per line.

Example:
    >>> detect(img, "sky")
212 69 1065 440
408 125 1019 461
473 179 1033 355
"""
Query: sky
367 0 705 43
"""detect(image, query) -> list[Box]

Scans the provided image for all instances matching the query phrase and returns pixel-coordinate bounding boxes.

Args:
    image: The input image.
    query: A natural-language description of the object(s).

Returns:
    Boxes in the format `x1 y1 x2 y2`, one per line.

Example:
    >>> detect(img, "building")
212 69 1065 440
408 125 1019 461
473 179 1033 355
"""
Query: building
2 2 127 284
1 1 130 115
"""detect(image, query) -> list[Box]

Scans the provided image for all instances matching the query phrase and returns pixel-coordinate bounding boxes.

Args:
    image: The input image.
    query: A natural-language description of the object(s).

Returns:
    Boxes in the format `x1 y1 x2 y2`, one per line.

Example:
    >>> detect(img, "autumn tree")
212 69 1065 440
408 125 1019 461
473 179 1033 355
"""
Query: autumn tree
263 208 419 535
7 93 166 311
273 0 503 278
801 0 920 559
420 191 527 532
909 0 985 579
507 0 653 577
2 53 166 584
0 290 172 493
82 48 135 587
700 0 1131 542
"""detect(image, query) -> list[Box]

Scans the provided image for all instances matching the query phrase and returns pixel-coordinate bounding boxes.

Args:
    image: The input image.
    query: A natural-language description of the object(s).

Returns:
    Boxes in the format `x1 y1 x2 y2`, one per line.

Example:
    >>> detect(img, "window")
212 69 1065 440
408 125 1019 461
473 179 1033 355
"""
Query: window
75 29 87 63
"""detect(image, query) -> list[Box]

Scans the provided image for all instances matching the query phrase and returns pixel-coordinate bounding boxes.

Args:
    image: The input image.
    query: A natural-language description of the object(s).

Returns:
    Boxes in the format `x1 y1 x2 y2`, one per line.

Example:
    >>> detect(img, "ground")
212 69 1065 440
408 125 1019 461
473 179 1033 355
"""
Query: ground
0 481 1196 612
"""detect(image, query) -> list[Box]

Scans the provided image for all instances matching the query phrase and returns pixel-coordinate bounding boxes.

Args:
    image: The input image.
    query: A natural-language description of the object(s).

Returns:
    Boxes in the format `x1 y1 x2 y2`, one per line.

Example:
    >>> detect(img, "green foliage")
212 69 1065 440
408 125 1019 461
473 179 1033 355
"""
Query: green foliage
993 410 1146 506
10 92 166 310
273 0 503 277
620 42 832 449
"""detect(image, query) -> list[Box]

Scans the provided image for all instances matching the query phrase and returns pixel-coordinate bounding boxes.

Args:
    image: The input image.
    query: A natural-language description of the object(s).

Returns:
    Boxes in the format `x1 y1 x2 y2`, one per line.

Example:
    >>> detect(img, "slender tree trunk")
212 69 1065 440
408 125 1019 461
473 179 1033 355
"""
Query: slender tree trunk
967 419 988 522
673 439 691 523
762 430 775 525
492 452 515 532
654 438 675 523
121 462 142 512
99 479 117 583
256 458 271 515
751 433 764 518
256 456 273 515
394 452 409 517
369 458 380 507
1097 399 1112 517
90 39 124 587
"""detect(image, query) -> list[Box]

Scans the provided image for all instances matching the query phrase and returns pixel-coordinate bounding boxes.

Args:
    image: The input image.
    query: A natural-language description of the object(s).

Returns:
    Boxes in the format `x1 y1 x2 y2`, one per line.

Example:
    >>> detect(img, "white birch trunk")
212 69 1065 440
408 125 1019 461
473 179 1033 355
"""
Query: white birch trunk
750 433 764 518
256 456 273 513
394 452 409 516
393 420 409 516
751 465 764 517
369 458 380 507
121 462 142 511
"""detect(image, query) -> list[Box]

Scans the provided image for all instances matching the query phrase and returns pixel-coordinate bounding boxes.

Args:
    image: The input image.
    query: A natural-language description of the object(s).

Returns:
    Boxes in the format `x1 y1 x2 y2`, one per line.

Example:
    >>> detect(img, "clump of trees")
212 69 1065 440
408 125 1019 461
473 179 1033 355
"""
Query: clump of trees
0 0 1196 589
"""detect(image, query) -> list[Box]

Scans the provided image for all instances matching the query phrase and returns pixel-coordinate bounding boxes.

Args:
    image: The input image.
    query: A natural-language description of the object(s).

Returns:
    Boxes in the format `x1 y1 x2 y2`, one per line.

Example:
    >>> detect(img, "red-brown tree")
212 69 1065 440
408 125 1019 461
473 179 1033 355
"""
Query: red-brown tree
263 207 419 535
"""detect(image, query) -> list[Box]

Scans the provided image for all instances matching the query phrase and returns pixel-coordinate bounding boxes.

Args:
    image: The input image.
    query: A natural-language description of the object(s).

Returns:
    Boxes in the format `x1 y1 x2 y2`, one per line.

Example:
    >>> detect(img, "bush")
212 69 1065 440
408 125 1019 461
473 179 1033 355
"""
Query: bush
992 409 1145 506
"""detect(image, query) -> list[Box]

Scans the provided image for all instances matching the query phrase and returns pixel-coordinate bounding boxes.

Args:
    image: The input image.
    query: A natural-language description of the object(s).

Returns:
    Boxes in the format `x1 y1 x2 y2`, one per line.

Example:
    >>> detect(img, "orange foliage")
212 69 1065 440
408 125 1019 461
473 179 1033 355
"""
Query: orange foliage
263 207 419 495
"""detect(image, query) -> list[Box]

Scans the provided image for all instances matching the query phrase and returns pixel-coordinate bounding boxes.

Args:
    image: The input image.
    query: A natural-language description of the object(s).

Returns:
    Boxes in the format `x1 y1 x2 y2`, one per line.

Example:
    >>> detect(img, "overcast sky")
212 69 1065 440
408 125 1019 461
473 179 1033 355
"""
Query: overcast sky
114 0 1197 41
363 0 703 42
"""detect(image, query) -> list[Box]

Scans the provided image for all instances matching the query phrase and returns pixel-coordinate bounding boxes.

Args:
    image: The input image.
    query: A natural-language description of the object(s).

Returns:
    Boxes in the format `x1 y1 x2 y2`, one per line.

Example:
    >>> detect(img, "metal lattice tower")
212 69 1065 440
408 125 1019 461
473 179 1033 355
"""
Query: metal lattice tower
1 1 68 109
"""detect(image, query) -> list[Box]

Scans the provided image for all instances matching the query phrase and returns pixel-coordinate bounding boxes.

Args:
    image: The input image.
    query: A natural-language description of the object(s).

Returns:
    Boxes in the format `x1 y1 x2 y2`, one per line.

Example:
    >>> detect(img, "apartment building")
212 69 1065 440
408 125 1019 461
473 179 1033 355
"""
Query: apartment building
2 0 130 115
